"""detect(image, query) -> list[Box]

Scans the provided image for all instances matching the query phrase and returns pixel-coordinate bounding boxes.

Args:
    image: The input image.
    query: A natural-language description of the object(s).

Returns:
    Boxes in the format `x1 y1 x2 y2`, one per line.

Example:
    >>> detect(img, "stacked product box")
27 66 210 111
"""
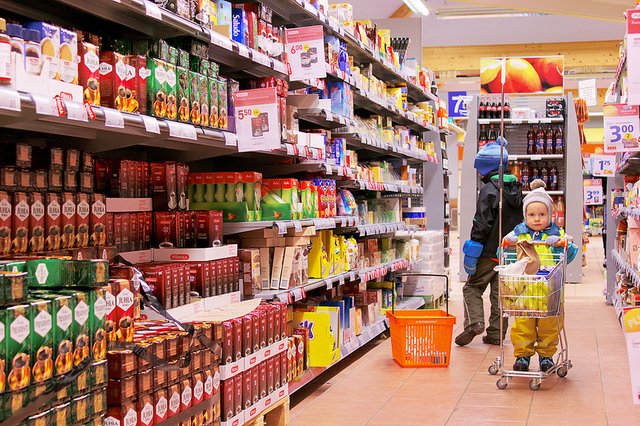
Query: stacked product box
153 210 223 249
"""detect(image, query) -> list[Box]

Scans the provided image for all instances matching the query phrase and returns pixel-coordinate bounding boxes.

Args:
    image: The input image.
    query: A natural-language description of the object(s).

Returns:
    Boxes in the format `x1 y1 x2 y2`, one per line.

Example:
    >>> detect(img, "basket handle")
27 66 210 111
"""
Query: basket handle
392 273 449 316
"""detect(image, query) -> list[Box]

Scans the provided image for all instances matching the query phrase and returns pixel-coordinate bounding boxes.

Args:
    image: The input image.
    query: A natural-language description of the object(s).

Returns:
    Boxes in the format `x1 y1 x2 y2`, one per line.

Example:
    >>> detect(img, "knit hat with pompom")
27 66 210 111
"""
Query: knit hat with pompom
523 179 553 218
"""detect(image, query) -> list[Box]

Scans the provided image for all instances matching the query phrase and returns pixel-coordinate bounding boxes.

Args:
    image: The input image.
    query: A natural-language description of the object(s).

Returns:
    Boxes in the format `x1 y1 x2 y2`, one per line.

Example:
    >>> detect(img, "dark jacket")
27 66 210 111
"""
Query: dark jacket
470 170 523 258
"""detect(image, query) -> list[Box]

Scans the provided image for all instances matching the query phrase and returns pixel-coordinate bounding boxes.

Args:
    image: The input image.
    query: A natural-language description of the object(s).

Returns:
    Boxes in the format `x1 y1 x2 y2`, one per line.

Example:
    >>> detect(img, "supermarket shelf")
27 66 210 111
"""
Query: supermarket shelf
614 206 640 220
220 339 288 380
12 0 288 80
618 154 640 175
478 118 564 125
522 190 563 195
119 249 153 264
447 122 466 136
394 296 427 311
297 108 355 130
143 291 242 322
340 180 424 195
155 393 220 426
106 198 153 213
508 154 564 161
334 132 438 164
221 384 289 426
353 90 431 133
611 248 640 289
0 91 238 162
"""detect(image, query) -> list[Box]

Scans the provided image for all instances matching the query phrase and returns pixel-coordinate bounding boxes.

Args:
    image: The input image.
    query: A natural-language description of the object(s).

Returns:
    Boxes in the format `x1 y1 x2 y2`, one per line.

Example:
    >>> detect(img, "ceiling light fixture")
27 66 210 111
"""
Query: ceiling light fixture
403 0 429 16
435 8 546 19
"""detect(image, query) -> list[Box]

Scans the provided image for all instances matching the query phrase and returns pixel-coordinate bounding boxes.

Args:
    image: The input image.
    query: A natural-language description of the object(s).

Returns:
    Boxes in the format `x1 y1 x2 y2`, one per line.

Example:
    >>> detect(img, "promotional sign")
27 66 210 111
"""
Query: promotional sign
480 56 564 94
285 26 326 81
448 91 469 118
578 79 598 107
583 178 603 206
604 104 640 153
591 154 617 177
623 308 640 405
234 88 280 153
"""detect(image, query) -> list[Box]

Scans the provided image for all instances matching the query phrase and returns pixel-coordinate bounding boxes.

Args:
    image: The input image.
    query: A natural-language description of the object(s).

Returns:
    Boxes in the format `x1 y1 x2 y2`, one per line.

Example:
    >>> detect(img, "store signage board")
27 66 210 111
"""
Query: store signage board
578 79 598 107
604 104 640 153
591 154 617 177
480 56 564 95
623 307 640 404
234 88 280 152
285 26 326 81
627 33 640 104
584 179 603 206
448 91 470 118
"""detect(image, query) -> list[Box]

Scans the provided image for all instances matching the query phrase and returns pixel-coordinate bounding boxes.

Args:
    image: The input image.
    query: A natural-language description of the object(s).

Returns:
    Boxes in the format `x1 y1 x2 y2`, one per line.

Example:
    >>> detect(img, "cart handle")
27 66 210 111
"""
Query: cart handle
391 273 449 316
501 239 570 248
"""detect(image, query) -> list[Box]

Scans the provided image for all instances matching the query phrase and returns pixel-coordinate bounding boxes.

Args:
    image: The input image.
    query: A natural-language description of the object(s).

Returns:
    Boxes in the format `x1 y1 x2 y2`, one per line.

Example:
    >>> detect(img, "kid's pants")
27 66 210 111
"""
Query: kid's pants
511 316 562 357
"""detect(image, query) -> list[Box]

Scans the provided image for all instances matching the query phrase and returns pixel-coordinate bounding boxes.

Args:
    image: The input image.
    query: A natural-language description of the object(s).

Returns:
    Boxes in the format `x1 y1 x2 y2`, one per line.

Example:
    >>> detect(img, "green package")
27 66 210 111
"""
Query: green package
177 48 190 68
209 77 219 128
6 304 31 392
189 201 249 223
29 299 54 385
149 39 170 61
198 73 210 128
189 71 202 125
61 291 89 368
89 288 107 362
167 46 178 66
147 58 169 119
27 259 68 288
176 66 191 123
0 272 27 305
74 260 109 287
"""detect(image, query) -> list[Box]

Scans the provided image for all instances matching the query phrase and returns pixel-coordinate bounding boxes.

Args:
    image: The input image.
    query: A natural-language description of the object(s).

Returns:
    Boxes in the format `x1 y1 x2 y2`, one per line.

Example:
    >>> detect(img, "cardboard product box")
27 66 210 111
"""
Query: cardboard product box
208 77 219 128
59 192 76 251
165 62 178 121
147 58 169 119
120 212 131 253
5 304 31 392
113 213 122 251
266 356 275 394
123 55 147 115
233 372 243 415
89 194 106 247
62 170 76 193
258 247 271 290
75 193 90 248
153 388 168 424
269 246 285 290
98 51 127 110
167 383 181 419
221 377 234 421
0 191 11 256
258 358 267 399
137 394 154 426
28 299 53 386
34 170 48 193
0 166 16 192
279 246 296 290
188 71 203 125
280 351 288 385
111 279 135 343
28 192 45 253
150 162 178 212
176 66 190 123
11 192 29 254
231 317 243 361
15 170 31 193
217 77 228 130
239 249 260 297
180 377 193 411
197 73 210 128
47 169 62 193
25 22 60 81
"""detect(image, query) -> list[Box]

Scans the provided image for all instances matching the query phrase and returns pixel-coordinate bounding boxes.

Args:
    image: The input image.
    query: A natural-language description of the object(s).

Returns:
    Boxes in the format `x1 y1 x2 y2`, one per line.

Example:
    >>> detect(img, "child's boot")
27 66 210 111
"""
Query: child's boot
539 356 554 372
513 356 530 371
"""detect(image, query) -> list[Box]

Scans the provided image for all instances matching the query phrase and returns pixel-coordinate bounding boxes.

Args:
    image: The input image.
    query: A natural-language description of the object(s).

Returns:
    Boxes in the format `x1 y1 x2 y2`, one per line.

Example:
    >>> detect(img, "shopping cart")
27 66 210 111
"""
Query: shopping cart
387 273 456 367
488 241 572 390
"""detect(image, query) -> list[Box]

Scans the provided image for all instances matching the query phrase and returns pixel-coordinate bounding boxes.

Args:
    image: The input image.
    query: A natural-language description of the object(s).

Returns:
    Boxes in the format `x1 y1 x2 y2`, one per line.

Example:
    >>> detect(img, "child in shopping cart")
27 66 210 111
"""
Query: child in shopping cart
502 179 578 372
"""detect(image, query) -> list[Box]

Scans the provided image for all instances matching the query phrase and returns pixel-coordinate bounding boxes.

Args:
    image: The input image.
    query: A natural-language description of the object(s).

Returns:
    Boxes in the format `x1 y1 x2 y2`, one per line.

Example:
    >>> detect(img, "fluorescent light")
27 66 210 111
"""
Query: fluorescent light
403 0 429 16
435 8 546 19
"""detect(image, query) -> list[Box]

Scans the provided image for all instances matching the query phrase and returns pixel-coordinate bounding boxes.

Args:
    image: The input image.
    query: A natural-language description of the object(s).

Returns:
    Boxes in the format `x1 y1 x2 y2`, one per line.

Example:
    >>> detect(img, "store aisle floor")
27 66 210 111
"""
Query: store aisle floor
289 235 640 425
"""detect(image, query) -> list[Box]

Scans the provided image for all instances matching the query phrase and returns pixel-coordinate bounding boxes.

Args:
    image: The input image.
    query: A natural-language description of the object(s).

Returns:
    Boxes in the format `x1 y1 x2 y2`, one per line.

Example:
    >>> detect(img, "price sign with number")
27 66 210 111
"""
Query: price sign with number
285 26 326 81
591 154 616 176
234 88 280 152
604 104 640 153
584 179 604 205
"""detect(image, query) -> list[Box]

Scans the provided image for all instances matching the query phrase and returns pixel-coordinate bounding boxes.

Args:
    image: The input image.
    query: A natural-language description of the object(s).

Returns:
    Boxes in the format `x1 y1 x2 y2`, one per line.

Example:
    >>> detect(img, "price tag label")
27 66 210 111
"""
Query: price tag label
328 218 336 228
167 121 197 140
235 88 280 152
304 1 318 15
312 219 323 229
285 26 326 82
340 217 347 227
357 226 364 235
604 104 640 153
275 293 289 304
539 118 552 124
584 178 604 205
293 220 303 232
275 222 287 235
31 94 57 116
253 51 272 67
325 164 333 175
291 288 304 302
591 154 616 176
325 280 333 290
531 155 542 161
349 272 356 282
324 110 334 122
273 61 288 75
210 30 233 51
103 108 125 128
223 132 238 146
0 88 20 112
237 44 250 58
338 275 345 286
142 115 160 134
65 101 88 122
144 0 163 20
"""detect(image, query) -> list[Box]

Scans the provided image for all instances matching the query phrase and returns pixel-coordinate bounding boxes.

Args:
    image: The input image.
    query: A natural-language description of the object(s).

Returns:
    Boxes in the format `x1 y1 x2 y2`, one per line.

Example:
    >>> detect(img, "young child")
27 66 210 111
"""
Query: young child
502 179 578 372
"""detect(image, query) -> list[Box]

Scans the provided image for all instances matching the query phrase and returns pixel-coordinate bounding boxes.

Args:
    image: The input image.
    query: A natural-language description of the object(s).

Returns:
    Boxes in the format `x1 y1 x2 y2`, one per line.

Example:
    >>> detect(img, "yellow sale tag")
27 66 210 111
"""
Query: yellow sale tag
252 108 261 117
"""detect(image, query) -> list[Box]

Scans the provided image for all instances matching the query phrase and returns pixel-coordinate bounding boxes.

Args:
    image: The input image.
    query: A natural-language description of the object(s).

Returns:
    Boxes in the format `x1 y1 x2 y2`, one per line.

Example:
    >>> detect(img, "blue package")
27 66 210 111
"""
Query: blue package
231 8 247 44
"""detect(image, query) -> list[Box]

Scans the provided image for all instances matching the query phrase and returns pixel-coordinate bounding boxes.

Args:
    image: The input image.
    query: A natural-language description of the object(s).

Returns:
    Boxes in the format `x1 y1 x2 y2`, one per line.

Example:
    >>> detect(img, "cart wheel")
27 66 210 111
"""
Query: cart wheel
488 365 499 375
529 380 541 391
557 366 568 378
496 379 508 390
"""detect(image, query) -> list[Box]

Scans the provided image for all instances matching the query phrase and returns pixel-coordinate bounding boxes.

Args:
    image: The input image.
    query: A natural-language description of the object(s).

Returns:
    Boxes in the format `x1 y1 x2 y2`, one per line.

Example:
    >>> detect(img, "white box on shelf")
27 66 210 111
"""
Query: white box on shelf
13 60 83 101
203 291 242 310
152 244 237 262
106 198 153 212
118 249 153 264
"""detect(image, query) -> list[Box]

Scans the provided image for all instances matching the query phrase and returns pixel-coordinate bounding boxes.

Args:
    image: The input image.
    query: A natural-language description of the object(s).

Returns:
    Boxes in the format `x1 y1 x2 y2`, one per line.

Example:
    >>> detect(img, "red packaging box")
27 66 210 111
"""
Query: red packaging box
221 378 234 421
141 265 170 308
110 159 129 197
258 361 267 399
172 264 182 307
203 261 212 297
267 357 274 394
266 305 275 345
212 364 221 395
90 194 107 247
0 191 10 255
250 366 259 404
105 212 114 246
121 212 131 252
190 262 206 297
234 372 243 415
180 377 193 411
280 351 288 385
114 213 123 251
99 51 128 110
194 210 223 248
76 192 91 248
125 55 148 115
272 304 281 342
130 212 139 251
242 314 253 357
192 372 204 405
112 279 135 342
243 369 252 409
154 212 178 248
78 40 101 106
215 260 223 295
12 192 29 254
144 212 152 248
222 258 230 294
60 191 77 250
29 192 45 252
150 162 177 212
274 353 281 389
221 321 233 364
94 159 109 194
231 318 243 361
176 163 189 211
154 388 168 424
126 160 136 198
257 309 267 348
137 394 154 426
167 383 181 418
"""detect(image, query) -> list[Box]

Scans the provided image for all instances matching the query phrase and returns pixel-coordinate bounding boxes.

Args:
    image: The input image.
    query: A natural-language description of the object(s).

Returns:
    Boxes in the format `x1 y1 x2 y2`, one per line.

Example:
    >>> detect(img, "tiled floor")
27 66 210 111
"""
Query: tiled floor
289 234 640 425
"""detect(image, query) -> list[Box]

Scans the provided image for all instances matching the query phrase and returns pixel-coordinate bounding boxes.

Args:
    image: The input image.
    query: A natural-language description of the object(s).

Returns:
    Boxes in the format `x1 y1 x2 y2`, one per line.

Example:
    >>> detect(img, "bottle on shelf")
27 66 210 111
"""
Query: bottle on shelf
536 126 545 155
541 163 549 188
544 126 554 155
489 100 497 119
497 101 503 119
488 125 497 144
530 163 540 182
527 126 536 155
503 100 511 119
553 125 564 155
511 161 520 181
521 163 530 191
555 196 565 227
479 100 486 119
479 125 488 148
550 165 559 191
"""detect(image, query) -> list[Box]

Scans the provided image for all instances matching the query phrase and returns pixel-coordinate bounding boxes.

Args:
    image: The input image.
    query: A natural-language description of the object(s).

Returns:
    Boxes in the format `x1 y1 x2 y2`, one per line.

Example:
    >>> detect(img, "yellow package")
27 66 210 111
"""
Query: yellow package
293 310 340 367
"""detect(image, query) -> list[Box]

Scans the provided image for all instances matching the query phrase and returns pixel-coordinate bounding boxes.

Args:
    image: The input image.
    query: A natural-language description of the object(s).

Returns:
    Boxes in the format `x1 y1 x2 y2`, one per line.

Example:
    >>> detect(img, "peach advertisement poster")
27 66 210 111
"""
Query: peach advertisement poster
480 56 564 95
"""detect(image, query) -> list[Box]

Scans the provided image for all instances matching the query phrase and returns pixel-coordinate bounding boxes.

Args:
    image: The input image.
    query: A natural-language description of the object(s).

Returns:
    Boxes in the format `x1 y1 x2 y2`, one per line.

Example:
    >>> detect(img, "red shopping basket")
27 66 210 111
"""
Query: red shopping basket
388 273 455 367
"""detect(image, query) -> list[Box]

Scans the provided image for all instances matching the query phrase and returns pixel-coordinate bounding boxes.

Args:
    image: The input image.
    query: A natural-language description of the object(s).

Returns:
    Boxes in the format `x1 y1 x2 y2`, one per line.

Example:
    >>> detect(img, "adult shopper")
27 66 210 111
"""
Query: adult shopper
456 137 523 346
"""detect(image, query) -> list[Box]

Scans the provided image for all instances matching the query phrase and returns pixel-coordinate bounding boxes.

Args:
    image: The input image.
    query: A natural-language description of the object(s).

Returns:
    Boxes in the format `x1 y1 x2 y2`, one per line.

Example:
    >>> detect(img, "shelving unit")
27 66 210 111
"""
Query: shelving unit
459 94 583 283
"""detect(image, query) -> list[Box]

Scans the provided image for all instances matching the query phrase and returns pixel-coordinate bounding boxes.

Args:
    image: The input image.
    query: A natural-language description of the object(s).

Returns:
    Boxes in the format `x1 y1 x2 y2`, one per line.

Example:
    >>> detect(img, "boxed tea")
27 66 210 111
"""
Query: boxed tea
189 71 203 125
217 77 228 129
176 66 190 123
61 192 76 249
208 77 219 128
147 58 169 119
6 304 32 391
78 39 100 104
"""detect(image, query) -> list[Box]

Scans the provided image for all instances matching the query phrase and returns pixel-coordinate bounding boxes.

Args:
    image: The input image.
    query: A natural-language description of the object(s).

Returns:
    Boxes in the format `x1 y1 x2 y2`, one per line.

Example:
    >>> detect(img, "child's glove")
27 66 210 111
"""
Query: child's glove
545 236 561 247
502 234 519 245
463 240 484 275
